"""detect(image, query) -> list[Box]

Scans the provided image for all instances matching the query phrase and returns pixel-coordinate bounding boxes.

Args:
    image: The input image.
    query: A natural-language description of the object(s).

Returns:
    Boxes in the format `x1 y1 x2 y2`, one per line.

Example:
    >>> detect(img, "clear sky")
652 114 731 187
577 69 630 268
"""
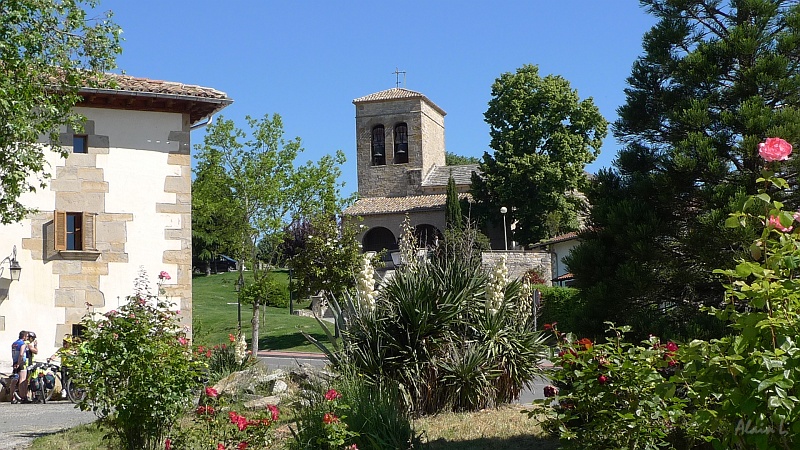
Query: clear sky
99 0 657 197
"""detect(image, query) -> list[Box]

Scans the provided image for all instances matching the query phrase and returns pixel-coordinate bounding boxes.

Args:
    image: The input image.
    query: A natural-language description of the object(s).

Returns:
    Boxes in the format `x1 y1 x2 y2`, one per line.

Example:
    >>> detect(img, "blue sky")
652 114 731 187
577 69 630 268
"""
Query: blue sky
100 0 657 197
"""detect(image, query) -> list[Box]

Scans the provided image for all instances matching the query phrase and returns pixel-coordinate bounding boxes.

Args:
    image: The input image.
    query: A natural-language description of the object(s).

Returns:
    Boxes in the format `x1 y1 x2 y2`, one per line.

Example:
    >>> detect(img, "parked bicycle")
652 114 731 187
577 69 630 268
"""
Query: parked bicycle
1 361 86 404
49 359 87 403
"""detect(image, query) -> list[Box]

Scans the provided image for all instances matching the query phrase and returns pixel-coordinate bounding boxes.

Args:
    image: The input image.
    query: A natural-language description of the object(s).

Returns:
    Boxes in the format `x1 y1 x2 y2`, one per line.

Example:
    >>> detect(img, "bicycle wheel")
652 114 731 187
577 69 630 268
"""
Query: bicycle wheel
65 378 87 403
39 378 47 404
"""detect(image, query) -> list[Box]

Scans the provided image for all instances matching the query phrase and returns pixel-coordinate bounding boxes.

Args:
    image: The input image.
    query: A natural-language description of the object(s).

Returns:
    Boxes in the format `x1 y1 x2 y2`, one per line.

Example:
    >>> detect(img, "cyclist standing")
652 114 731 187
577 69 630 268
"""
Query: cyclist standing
10 330 30 403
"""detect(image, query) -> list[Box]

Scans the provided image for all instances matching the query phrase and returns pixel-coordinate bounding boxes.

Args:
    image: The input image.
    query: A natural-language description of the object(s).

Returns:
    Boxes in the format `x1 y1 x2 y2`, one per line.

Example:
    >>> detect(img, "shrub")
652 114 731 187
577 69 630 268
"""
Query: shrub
201 334 257 383
239 273 289 308
312 244 548 416
289 368 419 450
536 285 581 333
171 386 279 449
66 268 205 450
531 324 691 449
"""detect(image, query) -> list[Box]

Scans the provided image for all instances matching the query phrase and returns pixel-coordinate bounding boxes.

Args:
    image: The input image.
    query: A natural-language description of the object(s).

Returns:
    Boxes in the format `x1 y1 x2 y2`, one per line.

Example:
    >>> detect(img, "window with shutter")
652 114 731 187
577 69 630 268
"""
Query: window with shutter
55 211 97 252
54 211 67 251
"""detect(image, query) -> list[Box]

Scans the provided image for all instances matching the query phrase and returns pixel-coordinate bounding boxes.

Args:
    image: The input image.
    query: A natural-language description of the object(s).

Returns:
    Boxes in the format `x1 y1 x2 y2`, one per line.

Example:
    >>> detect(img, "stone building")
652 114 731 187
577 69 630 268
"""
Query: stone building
0 74 232 368
343 88 480 258
343 87 552 281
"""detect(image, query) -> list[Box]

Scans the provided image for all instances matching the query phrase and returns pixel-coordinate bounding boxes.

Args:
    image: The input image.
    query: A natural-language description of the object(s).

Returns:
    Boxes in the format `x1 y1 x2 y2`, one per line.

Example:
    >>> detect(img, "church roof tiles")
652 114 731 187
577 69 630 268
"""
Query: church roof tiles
421 164 480 187
344 193 471 216
353 88 446 115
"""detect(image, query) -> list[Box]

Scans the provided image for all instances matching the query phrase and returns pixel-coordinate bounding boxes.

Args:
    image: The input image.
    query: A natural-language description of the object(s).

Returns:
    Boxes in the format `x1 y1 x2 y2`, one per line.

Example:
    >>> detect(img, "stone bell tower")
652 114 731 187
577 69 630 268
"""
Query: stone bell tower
352 88 446 198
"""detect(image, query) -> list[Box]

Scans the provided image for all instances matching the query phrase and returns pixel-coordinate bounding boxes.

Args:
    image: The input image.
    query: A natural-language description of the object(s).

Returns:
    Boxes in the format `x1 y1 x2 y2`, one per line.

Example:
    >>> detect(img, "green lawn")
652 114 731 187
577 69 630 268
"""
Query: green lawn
192 270 328 353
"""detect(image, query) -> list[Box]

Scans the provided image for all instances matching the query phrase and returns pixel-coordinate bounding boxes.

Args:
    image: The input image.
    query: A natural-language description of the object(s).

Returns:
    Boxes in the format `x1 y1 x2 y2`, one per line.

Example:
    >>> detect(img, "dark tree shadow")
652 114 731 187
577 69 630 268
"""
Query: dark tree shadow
258 331 328 351
426 435 560 450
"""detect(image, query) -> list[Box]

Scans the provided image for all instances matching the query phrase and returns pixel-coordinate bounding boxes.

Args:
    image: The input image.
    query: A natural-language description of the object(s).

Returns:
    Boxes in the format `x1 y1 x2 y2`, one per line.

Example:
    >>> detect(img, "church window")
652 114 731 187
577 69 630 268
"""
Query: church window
394 123 408 164
371 125 386 166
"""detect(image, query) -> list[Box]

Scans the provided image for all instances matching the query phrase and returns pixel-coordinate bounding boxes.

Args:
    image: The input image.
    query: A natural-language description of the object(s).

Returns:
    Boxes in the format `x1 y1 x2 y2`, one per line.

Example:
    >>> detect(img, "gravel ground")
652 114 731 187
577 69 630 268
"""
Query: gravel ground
0 400 97 449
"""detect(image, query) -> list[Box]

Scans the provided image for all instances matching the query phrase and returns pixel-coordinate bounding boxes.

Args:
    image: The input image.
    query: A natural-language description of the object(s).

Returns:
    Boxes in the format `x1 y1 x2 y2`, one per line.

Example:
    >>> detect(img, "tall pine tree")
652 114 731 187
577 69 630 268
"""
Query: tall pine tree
567 0 800 339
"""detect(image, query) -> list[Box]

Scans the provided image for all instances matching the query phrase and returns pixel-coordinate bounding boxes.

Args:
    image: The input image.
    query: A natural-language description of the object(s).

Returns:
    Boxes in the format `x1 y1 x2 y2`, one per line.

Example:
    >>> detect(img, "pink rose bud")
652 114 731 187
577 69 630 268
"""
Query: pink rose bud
598 374 608 385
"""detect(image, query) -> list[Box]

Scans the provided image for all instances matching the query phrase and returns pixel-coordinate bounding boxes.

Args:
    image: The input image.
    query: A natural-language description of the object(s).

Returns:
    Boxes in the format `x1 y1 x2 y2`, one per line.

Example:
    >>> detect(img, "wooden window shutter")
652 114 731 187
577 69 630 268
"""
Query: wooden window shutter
82 213 96 251
54 210 67 251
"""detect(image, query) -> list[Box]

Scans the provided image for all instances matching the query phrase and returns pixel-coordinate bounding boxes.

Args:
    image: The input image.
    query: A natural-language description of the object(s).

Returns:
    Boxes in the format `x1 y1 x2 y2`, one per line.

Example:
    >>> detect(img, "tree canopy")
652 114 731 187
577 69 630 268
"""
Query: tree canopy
0 0 121 223
471 64 607 246
567 0 800 339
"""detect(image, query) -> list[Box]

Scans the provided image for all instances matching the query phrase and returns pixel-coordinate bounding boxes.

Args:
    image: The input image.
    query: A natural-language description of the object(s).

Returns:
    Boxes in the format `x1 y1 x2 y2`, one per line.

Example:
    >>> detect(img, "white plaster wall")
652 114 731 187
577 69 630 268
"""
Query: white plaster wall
0 107 185 369
552 239 580 279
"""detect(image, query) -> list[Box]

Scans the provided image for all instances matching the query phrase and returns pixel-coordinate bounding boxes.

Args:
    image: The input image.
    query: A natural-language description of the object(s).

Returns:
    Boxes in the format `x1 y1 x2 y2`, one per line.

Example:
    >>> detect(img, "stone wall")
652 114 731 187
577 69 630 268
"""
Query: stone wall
481 250 552 285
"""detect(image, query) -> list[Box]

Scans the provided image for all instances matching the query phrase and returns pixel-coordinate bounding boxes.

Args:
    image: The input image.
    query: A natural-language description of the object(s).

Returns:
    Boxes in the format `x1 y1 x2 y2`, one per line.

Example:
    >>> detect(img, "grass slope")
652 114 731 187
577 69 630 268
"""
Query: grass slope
192 270 328 353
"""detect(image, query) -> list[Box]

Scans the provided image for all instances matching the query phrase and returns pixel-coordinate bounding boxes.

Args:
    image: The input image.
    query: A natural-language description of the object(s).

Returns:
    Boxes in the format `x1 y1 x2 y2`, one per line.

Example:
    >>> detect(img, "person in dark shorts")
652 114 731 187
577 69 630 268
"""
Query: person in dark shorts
10 330 30 403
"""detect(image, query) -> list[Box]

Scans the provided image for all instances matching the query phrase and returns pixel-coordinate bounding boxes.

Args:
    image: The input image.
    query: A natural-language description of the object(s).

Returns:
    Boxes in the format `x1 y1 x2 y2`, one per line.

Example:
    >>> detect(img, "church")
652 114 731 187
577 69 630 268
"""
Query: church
342 87 556 280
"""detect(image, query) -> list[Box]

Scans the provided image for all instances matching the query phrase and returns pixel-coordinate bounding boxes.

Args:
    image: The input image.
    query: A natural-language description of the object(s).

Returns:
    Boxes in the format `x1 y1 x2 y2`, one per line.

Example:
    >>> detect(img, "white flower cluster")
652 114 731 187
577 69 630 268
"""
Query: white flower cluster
486 255 509 315
356 253 376 310
518 279 533 318
398 214 419 270
235 333 247 364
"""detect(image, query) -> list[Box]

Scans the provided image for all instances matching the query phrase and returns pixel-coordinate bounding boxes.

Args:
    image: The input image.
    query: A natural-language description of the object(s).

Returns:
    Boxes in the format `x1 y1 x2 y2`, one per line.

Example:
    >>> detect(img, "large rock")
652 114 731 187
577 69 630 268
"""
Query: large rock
213 366 282 396
243 395 281 410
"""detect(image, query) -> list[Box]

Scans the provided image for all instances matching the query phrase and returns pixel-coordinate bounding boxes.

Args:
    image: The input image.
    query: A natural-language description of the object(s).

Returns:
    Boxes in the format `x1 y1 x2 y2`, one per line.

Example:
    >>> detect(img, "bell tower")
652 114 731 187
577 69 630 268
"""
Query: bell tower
353 88 446 198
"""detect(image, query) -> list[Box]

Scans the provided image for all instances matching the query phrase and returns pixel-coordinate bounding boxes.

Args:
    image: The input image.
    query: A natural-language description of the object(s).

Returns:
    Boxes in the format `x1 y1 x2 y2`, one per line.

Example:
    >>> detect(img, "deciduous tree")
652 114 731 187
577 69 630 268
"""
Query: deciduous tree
194 114 347 353
472 64 607 245
0 0 121 223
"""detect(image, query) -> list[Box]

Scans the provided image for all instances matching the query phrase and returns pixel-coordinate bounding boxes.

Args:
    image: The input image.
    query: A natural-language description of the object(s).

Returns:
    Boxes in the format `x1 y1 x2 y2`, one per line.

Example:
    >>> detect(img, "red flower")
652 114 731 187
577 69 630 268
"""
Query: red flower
323 412 339 424
205 386 219 398
165 438 172 450
577 338 593 350
178 336 188 346
267 404 279 421
229 333 236 342
543 385 559 397
237 443 248 450
665 341 678 353
324 389 342 401
543 323 553 331
598 374 608 385
217 444 225 450
197 405 216 416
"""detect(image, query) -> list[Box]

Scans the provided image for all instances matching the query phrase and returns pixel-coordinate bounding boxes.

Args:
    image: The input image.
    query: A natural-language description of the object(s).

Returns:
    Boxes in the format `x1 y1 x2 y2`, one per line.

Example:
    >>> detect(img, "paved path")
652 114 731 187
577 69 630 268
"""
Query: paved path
257 351 550 405
0 400 97 450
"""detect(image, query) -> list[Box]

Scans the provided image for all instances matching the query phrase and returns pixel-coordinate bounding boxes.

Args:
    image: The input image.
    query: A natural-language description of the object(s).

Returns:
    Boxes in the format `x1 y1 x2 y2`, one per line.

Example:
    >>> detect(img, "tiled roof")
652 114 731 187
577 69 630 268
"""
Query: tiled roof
77 73 233 124
353 88 445 115
531 232 580 248
344 193 470 216
89 73 231 100
553 272 574 282
422 164 480 187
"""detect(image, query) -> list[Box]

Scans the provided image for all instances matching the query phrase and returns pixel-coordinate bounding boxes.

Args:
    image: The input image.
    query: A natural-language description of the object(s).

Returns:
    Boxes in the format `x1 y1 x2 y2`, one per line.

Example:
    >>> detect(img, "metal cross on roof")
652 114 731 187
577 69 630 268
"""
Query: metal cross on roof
393 67 406 88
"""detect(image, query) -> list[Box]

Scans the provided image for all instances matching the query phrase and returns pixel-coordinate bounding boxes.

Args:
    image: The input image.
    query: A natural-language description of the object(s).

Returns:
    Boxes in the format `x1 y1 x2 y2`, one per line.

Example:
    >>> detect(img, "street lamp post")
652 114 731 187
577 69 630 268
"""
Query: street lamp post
500 206 508 251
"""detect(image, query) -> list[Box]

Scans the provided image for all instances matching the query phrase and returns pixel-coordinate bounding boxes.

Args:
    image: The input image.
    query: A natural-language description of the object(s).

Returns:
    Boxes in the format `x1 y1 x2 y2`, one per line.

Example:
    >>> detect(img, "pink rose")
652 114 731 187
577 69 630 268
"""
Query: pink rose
205 386 219 398
178 336 188 346
159 271 171 280
759 137 792 162
769 215 793 232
